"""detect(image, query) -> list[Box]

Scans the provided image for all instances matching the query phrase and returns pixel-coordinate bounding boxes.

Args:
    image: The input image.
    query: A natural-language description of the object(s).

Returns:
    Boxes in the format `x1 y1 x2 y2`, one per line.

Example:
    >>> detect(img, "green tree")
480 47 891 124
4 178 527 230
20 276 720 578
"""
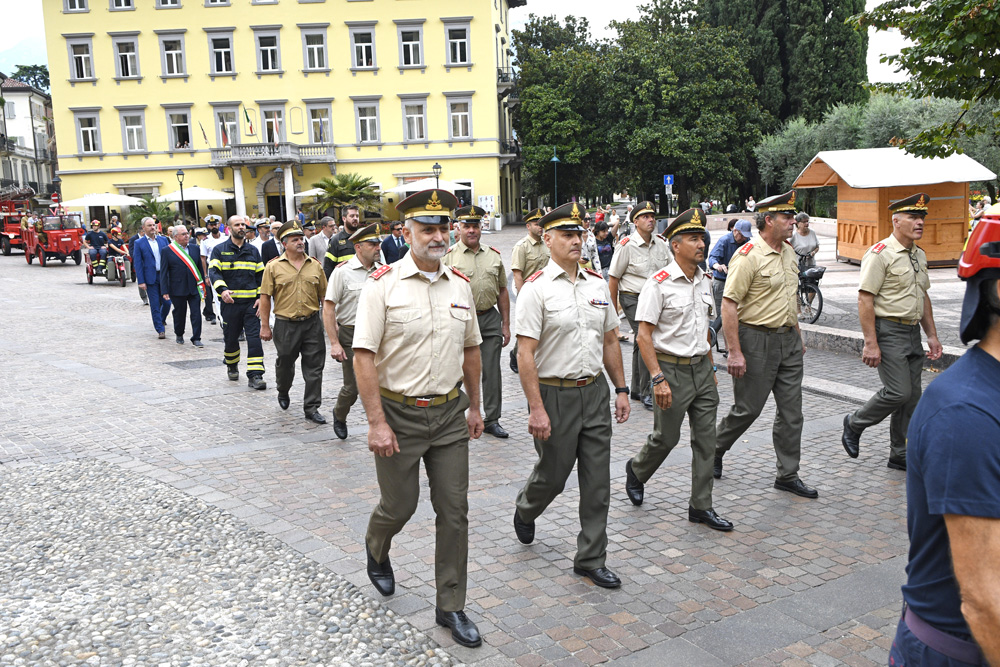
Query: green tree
125 196 174 236
10 64 49 91
311 173 382 219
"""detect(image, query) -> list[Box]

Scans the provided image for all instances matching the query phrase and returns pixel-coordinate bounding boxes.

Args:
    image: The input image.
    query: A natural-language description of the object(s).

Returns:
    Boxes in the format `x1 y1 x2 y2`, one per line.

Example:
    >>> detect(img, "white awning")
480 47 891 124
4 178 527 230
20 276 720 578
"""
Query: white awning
793 147 996 189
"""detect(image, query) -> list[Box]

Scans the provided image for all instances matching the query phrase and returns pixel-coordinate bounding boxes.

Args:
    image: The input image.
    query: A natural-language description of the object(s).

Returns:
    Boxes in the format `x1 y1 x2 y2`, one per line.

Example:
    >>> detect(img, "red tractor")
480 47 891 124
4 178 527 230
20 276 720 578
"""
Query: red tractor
0 186 36 255
22 213 85 266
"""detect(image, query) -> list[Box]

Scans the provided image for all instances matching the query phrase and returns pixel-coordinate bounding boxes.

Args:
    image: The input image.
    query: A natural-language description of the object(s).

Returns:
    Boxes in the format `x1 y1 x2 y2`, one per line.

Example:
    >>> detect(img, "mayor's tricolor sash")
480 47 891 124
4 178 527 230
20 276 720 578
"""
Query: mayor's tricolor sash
168 241 206 301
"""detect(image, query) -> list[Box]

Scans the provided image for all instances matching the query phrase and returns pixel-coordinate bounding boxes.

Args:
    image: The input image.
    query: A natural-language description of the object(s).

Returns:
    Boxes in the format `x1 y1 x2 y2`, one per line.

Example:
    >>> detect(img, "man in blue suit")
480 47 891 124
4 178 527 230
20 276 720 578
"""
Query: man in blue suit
132 217 172 339
160 225 204 347
380 221 408 264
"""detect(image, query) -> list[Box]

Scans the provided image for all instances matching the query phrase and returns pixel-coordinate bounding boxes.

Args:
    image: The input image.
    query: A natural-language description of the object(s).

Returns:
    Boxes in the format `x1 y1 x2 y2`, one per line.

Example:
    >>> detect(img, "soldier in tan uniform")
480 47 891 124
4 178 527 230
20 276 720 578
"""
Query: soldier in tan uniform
323 223 383 440
608 200 673 411
713 191 819 499
624 209 733 531
509 208 548 373
842 193 943 470
513 201 631 589
353 189 485 648
444 205 512 438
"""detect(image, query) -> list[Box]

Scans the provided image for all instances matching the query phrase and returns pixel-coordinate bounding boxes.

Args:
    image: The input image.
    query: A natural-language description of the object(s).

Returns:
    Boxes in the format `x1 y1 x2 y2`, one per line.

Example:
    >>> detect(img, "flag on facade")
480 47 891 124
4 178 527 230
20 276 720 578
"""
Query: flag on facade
243 106 255 135
220 123 229 147
198 121 210 146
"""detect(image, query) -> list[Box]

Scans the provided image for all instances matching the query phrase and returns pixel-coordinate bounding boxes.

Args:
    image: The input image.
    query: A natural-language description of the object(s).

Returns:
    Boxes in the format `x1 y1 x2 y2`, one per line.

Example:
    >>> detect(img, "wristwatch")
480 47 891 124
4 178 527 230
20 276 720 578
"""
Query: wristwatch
615 386 629 394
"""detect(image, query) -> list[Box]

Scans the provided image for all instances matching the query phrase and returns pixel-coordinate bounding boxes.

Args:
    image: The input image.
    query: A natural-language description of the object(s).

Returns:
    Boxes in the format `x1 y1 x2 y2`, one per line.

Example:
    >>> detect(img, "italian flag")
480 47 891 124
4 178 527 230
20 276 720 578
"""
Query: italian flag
243 105 255 135
168 242 206 301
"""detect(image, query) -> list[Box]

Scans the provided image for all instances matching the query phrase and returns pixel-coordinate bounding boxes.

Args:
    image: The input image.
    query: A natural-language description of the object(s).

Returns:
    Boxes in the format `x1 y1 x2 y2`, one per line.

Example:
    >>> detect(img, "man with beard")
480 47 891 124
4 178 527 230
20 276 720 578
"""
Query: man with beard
324 204 362 277
841 194 943 470
353 189 485 648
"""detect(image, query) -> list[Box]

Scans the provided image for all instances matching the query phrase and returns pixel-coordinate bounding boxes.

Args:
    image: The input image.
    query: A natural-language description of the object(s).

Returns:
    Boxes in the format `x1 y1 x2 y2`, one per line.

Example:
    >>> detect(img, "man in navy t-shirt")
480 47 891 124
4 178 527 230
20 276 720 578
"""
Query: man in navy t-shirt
84 220 109 273
892 215 1000 666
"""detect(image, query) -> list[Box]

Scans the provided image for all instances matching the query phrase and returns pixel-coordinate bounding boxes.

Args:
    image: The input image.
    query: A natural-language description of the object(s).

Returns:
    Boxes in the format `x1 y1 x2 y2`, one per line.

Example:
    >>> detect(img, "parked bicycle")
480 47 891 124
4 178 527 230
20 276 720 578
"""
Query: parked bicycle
797 265 825 324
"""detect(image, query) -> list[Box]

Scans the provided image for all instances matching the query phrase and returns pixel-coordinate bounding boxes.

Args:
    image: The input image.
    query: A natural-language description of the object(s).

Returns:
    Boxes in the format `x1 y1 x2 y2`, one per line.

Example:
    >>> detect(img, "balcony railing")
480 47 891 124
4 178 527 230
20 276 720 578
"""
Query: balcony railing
505 86 520 107
500 141 521 156
210 141 336 166
497 67 515 92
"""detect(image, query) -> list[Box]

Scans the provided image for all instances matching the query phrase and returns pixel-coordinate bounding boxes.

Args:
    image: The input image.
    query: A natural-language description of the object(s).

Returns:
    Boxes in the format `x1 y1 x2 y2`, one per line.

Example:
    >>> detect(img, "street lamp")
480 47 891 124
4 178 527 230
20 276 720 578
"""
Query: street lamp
550 148 560 207
176 169 185 225
275 166 285 220
51 175 62 214
432 162 442 189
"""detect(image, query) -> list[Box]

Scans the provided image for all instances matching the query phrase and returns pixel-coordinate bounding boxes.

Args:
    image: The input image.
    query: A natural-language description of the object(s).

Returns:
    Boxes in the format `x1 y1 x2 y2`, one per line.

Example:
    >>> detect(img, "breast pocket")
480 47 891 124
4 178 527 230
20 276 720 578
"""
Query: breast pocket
385 307 423 344
543 298 576 333
448 307 473 344
700 292 716 320
759 268 783 292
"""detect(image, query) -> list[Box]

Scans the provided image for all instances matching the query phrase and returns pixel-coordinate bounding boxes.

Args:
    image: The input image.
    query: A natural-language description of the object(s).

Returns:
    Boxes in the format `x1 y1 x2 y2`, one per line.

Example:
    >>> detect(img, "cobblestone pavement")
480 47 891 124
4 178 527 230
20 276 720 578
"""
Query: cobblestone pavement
0 225 950 666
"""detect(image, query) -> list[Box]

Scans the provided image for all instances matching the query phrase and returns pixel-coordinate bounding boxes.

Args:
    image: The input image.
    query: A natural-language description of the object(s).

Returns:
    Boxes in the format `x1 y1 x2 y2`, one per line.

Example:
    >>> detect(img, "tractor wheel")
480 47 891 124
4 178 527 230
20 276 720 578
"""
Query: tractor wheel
87 266 93 284
26 248 33 264
73 249 83 265
119 267 127 287
37 247 46 267
1 237 10 256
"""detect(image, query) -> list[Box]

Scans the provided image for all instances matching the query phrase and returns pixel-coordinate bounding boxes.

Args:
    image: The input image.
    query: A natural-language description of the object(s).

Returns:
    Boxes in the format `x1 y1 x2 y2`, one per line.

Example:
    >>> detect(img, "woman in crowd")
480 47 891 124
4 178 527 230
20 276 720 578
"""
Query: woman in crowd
791 212 819 270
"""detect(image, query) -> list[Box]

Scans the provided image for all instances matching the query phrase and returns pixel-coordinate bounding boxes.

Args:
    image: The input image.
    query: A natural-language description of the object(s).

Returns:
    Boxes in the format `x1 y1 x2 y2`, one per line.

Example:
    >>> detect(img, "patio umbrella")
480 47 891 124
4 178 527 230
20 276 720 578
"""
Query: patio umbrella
155 186 234 202
384 178 468 194
60 193 145 227
292 187 324 198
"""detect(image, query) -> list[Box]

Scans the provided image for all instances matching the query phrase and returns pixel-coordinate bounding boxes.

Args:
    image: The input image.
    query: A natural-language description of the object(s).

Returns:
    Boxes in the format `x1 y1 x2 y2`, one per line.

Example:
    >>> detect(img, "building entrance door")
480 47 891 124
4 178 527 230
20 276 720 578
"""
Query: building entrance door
266 195 283 219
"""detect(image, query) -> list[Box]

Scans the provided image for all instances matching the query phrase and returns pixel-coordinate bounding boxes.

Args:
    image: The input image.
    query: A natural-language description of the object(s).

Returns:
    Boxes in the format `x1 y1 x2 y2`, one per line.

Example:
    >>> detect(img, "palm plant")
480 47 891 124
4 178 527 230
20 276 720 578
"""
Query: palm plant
125 195 174 236
311 173 383 220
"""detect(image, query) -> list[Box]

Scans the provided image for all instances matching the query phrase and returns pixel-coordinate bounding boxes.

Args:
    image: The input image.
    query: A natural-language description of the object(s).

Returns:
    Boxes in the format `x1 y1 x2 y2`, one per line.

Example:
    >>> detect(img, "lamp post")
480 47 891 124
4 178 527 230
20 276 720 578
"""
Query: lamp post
432 162 442 189
176 169 185 226
275 166 285 220
550 148 560 207
51 175 62 214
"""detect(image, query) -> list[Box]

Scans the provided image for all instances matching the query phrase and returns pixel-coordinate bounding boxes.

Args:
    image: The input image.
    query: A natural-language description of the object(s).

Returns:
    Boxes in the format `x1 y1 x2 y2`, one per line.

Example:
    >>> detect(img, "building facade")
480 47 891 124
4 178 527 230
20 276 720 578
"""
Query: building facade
42 0 523 224
1 79 57 205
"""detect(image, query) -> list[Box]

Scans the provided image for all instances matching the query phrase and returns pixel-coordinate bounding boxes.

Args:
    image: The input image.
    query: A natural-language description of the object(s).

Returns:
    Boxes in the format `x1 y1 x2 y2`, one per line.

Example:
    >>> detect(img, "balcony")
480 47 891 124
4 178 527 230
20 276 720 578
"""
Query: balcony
499 140 522 168
210 141 337 178
505 85 520 109
497 67 515 94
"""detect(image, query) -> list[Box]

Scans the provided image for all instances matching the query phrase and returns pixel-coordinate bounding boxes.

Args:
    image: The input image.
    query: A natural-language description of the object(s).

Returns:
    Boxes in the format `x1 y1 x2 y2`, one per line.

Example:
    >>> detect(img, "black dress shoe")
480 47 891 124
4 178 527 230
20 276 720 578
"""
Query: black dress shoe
774 478 819 499
306 411 327 424
572 566 621 589
642 395 654 411
713 455 723 480
625 458 643 506
513 509 534 544
366 544 394 596
887 457 907 471
176 335 185 344
227 367 239 381
509 350 518 373
688 507 734 531
248 376 266 390
435 609 482 648
277 393 290 410
842 415 861 458
630 391 642 401
484 423 509 438
192 340 204 348
333 418 348 440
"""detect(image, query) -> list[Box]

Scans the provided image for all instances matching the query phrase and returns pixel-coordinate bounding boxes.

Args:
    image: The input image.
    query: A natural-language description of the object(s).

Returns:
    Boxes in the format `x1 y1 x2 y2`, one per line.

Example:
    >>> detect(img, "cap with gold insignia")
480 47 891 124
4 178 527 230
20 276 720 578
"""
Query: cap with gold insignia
889 193 930 216
455 205 488 222
348 222 383 244
538 201 586 233
276 221 305 241
664 208 707 239
255 219 269 229
396 189 458 225
524 207 544 223
756 190 797 213
630 200 656 222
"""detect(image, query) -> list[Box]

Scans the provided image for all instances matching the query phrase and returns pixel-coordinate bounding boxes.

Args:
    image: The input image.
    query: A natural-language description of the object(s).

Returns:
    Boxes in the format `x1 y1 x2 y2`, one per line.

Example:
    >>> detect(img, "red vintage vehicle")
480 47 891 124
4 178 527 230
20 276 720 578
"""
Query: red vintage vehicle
22 213 85 266
0 186 36 255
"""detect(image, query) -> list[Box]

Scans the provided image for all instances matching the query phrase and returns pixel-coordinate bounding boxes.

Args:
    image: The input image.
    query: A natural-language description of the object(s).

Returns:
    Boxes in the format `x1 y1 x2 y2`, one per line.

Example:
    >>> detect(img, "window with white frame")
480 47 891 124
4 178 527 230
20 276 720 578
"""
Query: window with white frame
167 110 192 149
304 33 326 70
114 38 140 78
68 40 95 80
401 100 426 142
4 102 13 119
206 0 228 4
262 108 283 143
74 113 101 154
398 27 422 67
160 35 186 75
111 0 134 9
448 99 472 139
352 31 374 68
121 112 146 152
210 35 234 75
65 0 88 11
255 31 281 73
156 0 180 7
308 107 331 143
354 102 379 143
215 109 238 146
446 25 470 65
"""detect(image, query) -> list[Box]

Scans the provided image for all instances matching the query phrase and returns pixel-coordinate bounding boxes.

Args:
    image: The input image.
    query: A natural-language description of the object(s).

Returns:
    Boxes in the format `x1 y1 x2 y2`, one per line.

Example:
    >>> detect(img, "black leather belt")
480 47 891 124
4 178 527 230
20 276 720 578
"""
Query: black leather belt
741 323 793 334
275 312 318 322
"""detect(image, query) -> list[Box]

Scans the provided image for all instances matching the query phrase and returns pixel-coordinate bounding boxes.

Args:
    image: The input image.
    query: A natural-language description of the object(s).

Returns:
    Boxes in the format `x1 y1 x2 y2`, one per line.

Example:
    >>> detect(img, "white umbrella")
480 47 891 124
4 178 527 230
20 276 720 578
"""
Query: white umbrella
155 186 234 202
60 192 144 207
292 187 324 198
384 177 467 194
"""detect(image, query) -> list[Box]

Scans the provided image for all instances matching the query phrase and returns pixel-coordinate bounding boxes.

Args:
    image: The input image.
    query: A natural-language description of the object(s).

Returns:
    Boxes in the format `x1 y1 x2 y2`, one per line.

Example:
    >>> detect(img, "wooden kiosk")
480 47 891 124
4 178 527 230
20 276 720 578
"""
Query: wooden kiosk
792 147 996 266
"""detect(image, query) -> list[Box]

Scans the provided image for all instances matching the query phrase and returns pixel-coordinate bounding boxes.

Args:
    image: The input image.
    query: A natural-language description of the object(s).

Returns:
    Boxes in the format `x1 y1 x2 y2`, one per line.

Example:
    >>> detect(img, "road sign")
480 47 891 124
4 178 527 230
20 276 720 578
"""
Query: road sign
51 192 60 203
665 185 673 197
663 175 674 187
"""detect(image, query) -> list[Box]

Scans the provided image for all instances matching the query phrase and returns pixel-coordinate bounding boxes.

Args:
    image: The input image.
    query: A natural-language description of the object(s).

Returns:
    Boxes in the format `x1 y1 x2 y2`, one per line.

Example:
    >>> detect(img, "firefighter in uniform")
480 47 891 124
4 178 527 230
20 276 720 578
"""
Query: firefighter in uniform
322 205 363 277
513 201 631 589
353 189 485 648
259 221 329 422
842 193 943 470
608 201 673 411
713 191 817 498
208 215 267 389
443 205 512 438
624 209 732 530
509 208 548 373
323 222 384 440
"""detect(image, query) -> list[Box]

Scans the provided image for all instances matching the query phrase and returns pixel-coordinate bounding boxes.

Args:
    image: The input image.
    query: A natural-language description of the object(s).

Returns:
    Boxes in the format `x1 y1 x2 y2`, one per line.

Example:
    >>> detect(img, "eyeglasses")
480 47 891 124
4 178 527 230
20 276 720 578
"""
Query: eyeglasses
909 252 921 274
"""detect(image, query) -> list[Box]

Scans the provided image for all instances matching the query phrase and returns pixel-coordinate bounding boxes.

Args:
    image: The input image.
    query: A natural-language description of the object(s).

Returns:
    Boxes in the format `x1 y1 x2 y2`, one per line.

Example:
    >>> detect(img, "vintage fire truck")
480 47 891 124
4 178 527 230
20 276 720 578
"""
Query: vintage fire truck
22 212 85 266
0 186 36 255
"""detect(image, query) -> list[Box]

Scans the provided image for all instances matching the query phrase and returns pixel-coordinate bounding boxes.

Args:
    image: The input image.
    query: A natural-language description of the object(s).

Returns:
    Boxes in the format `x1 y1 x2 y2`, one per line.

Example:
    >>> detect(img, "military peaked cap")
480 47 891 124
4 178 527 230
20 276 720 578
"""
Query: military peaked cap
756 190 797 213
396 189 458 224
538 201 587 232
889 193 930 215
664 208 707 239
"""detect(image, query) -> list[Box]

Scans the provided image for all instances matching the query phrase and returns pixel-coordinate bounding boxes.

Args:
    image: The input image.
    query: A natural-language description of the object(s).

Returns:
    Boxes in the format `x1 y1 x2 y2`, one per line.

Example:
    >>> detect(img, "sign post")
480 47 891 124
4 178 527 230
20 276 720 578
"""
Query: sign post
663 175 674 217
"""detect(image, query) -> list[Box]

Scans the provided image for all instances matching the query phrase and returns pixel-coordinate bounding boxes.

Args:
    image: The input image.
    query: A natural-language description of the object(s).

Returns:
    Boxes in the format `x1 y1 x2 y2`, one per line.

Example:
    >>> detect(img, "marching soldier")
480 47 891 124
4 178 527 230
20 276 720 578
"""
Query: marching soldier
323 204 363 277
508 208 549 373
713 191 817 498
353 189 485 648
208 215 267 389
842 193 943 470
513 202 631 589
608 200 673 411
259 221 328 423
444 205 512 438
323 222 384 440
624 209 732 530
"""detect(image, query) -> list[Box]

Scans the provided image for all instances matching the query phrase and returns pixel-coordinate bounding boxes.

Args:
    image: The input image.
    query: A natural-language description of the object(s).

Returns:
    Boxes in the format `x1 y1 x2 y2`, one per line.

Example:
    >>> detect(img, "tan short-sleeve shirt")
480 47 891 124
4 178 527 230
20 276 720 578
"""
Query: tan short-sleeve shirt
636 260 713 357
510 235 550 279
260 254 327 319
324 255 380 327
515 261 619 379
607 233 674 294
353 252 482 397
858 234 930 321
722 234 799 328
442 241 506 312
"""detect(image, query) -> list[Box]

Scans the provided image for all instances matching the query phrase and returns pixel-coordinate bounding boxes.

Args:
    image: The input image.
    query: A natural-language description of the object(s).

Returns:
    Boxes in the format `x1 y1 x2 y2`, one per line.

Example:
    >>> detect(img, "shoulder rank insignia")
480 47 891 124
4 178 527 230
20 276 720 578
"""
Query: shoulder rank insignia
653 269 670 283
584 267 602 279
449 266 471 282
525 270 543 283
489 245 501 254
444 246 454 254
871 242 886 254
657 233 667 242
739 243 754 255
371 265 392 280
619 235 630 246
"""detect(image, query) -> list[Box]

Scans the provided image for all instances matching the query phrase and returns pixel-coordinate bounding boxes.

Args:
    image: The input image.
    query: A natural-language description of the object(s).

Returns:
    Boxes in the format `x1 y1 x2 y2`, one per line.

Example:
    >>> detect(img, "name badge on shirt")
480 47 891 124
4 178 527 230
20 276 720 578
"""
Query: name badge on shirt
590 299 609 307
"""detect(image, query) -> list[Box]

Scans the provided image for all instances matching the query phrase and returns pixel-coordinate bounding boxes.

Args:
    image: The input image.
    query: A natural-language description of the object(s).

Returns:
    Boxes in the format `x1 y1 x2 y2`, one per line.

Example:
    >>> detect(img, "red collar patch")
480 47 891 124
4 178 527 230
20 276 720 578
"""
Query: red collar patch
525 270 543 283
739 243 754 255
489 245 501 254
871 242 886 254
584 267 602 279
653 269 670 283
619 235 630 247
371 265 392 280
449 266 471 282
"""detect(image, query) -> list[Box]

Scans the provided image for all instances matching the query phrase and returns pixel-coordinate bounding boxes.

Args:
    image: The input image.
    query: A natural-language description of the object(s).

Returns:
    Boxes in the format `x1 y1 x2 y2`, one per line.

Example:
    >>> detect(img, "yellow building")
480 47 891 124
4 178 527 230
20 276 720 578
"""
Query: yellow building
42 0 523 224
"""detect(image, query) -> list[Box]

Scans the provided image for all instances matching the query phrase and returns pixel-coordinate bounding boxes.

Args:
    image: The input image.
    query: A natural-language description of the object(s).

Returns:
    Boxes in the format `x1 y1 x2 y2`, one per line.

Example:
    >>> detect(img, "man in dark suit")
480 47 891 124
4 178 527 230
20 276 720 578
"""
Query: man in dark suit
160 226 205 347
132 217 172 339
380 221 408 264
261 221 282 264
128 230 148 305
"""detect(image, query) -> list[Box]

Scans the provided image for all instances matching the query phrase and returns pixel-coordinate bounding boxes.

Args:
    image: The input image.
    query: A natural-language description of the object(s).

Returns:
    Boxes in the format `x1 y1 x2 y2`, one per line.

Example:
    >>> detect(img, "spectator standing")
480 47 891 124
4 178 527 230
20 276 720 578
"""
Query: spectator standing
308 216 336 262
746 196 756 212
160 225 205 347
380 221 408 264
200 217 226 325
593 222 615 280
790 213 819 270
261 221 282 265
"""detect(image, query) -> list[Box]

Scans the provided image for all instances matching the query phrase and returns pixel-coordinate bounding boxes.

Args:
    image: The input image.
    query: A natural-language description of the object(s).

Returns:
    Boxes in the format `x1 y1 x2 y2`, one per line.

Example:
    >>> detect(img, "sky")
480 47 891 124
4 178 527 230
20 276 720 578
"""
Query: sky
0 0 905 84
